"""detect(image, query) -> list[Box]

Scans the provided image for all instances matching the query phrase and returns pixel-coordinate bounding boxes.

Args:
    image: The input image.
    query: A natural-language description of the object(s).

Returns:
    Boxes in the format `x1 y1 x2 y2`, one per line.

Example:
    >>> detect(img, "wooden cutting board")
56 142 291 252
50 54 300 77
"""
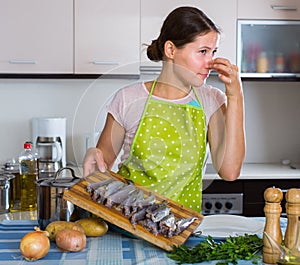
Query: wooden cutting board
63 170 203 251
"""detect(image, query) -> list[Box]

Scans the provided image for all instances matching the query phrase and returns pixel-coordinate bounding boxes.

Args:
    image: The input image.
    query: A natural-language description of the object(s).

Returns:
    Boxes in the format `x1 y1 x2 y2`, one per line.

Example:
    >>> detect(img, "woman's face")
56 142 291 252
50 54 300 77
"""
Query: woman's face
172 31 220 87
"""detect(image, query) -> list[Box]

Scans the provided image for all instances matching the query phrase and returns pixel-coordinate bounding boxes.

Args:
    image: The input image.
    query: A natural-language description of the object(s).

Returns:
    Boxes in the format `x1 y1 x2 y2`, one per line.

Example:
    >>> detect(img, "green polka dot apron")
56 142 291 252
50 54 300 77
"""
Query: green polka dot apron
118 81 206 212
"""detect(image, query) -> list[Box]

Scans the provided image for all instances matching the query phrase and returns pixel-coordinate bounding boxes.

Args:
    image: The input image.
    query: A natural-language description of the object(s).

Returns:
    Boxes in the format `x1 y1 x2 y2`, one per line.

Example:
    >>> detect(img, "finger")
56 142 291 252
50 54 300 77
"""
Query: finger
218 73 232 85
83 147 106 175
83 164 96 179
93 151 107 172
213 57 231 65
212 63 232 75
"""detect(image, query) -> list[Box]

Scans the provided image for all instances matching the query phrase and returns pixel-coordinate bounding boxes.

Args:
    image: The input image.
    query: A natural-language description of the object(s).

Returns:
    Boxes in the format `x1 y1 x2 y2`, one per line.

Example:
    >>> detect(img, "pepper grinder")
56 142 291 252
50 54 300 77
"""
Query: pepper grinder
263 187 283 264
284 188 300 250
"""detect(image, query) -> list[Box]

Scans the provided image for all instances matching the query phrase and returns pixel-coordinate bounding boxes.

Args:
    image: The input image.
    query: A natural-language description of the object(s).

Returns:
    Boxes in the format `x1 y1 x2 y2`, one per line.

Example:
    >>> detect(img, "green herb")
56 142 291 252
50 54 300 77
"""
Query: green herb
167 234 263 265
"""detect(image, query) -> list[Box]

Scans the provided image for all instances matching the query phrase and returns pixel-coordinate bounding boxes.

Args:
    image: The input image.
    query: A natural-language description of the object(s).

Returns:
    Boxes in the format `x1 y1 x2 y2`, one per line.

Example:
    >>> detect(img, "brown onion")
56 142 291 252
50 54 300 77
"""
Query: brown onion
20 227 50 261
56 228 86 252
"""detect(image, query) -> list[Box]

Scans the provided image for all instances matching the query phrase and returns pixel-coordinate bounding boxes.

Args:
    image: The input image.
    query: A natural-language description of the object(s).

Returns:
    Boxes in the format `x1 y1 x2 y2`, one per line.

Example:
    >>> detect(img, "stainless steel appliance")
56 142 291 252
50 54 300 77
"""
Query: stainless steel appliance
202 193 243 215
202 178 300 217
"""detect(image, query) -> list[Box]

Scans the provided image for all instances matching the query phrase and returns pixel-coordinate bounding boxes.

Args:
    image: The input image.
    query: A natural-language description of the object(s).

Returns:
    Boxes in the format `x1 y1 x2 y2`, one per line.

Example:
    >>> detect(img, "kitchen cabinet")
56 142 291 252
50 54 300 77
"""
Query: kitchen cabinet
0 0 73 74
74 0 140 75
140 0 237 73
237 0 300 80
237 20 300 79
238 0 300 20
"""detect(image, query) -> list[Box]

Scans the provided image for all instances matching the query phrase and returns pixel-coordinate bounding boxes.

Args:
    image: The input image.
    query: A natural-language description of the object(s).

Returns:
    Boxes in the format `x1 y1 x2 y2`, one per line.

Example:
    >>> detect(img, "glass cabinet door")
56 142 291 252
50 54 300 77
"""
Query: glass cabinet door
237 20 300 79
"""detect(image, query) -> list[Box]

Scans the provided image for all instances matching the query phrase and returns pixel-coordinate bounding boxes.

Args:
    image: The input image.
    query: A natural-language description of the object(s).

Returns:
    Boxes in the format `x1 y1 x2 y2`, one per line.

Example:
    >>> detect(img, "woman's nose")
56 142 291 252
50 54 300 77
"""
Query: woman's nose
206 58 214 69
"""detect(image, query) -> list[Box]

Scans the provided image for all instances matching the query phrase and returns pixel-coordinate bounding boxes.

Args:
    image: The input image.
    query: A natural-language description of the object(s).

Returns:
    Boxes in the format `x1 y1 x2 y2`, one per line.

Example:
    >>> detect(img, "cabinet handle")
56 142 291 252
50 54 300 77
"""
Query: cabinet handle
92 61 119 65
271 5 297 11
9 60 37 64
140 65 162 74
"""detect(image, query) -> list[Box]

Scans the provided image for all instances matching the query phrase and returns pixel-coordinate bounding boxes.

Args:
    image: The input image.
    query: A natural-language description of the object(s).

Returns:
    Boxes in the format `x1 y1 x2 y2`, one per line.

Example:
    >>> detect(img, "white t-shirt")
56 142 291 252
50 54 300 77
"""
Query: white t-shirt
107 82 226 168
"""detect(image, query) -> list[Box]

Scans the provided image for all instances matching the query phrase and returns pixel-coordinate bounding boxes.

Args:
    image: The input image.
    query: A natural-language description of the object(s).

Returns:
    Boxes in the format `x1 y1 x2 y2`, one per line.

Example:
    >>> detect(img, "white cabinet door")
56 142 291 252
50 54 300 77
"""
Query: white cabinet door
140 0 237 72
238 0 300 19
0 0 73 74
75 0 140 75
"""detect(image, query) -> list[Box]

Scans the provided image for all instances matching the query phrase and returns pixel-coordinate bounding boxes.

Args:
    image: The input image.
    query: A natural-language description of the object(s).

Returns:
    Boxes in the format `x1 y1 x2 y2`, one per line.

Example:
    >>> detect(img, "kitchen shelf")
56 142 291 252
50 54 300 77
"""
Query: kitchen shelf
237 20 300 81
240 75 300 82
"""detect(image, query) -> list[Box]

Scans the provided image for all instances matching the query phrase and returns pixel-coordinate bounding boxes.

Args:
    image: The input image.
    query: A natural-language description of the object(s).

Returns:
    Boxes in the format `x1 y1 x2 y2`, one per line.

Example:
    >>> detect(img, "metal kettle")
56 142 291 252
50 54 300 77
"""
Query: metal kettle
35 167 80 229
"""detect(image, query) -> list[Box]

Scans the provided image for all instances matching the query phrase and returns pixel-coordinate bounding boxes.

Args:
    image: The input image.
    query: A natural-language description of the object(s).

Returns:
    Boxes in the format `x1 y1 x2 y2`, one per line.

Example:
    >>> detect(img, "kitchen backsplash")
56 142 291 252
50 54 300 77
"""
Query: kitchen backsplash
0 77 299 167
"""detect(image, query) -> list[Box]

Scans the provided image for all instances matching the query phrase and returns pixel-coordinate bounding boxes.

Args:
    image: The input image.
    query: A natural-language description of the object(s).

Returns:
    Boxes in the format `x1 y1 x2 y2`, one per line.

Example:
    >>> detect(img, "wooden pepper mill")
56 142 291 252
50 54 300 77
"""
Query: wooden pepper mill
284 188 300 250
263 187 283 264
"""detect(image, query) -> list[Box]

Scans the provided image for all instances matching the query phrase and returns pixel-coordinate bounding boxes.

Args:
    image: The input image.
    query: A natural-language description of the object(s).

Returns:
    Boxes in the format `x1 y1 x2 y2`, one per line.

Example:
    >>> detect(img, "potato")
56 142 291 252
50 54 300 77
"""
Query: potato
75 218 108 237
45 221 84 241
56 228 86 252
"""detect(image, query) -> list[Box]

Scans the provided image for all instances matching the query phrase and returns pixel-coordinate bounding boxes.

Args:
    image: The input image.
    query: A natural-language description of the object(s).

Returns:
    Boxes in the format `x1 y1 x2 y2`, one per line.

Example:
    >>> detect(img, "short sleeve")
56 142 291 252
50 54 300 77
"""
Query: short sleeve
106 83 148 132
106 88 126 128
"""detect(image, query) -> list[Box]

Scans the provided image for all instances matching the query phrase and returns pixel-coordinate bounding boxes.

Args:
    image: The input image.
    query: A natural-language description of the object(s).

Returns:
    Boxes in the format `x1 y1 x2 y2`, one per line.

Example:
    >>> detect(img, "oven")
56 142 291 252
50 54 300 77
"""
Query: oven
202 178 300 217
202 193 243 215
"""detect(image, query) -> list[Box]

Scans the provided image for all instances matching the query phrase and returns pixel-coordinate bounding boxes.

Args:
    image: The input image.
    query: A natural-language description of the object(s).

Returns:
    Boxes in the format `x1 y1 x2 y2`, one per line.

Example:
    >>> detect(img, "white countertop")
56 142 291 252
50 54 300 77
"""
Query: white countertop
204 163 300 180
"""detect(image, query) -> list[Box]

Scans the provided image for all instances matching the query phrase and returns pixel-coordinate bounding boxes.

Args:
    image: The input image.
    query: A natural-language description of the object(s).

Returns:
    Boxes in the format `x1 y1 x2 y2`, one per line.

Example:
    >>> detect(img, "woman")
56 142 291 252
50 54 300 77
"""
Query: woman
83 6 245 212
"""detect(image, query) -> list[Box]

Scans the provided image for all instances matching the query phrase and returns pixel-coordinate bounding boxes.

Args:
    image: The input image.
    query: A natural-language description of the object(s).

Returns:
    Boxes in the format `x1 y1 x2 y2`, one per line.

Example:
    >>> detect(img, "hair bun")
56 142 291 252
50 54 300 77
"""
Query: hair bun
147 39 163 62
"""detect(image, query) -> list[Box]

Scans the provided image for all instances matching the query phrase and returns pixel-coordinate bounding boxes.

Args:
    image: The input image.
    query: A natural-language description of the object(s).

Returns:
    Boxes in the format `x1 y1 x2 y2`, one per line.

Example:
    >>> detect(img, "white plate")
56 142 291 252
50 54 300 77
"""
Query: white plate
194 215 265 239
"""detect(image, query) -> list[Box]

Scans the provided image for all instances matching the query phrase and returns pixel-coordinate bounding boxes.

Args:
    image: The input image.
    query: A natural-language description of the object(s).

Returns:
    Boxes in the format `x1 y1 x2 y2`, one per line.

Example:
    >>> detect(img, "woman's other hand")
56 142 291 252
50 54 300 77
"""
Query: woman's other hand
83 147 107 178
208 57 245 181
211 57 242 97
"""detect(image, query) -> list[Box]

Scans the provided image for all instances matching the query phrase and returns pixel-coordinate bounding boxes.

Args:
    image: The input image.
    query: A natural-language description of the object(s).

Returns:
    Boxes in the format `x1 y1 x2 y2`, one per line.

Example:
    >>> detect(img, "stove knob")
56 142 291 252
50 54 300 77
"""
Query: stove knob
225 202 233 209
215 202 222 210
204 202 213 210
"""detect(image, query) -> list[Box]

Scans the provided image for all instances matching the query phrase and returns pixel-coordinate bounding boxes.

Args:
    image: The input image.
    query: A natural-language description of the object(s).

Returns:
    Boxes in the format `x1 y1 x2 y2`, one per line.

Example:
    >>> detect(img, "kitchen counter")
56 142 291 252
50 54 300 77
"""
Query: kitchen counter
70 162 300 181
204 163 300 180
0 212 286 265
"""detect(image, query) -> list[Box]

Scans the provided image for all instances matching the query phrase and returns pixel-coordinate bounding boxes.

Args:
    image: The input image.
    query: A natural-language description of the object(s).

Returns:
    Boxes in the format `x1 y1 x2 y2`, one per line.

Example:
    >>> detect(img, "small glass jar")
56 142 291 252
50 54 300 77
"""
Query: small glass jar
257 52 269 73
275 53 285 73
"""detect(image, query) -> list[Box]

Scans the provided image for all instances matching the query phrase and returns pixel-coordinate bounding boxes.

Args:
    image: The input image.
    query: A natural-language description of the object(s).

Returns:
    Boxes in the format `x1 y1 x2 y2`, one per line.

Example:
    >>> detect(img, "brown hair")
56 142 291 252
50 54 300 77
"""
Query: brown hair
147 6 221 62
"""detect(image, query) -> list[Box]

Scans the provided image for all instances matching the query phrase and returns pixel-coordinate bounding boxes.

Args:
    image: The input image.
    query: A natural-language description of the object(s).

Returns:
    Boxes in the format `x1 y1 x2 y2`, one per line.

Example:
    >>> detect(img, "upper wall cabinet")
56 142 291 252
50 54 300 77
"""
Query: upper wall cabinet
238 0 300 19
74 0 140 75
237 0 300 79
140 0 237 73
0 0 73 74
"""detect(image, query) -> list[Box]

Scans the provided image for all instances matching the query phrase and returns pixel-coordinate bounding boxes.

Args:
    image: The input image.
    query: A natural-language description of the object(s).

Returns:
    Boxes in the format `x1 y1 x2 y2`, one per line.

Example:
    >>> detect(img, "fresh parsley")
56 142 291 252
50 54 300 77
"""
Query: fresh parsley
167 234 263 265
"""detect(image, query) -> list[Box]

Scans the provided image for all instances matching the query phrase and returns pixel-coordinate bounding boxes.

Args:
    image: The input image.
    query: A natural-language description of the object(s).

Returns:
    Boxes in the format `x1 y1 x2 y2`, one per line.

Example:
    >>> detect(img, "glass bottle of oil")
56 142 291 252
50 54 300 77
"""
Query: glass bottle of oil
19 141 39 211
264 217 300 265
276 216 300 264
